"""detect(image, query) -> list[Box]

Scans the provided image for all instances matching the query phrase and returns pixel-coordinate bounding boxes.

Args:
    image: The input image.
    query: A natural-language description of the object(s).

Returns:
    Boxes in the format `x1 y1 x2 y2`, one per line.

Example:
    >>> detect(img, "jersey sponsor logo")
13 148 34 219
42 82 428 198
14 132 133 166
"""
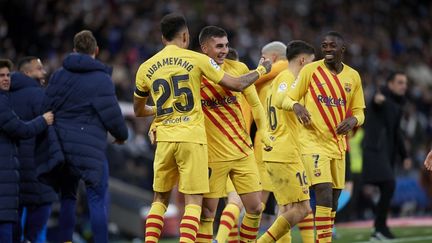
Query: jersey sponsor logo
201 95 238 108
278 82 288 92
162 115 191 125
344 82 352 92
314 168 321 177
317 94 346 107
209 58 221 71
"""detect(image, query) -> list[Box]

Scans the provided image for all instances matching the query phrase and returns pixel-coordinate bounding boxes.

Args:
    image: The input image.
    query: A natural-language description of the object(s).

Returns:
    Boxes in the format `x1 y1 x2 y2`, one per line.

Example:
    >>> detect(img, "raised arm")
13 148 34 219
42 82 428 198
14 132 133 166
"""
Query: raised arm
243 85 272 150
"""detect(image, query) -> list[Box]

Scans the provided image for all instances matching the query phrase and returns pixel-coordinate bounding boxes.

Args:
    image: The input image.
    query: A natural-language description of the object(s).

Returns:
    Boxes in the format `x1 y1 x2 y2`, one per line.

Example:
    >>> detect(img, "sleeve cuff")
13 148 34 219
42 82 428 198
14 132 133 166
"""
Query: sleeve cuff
134 87 149 97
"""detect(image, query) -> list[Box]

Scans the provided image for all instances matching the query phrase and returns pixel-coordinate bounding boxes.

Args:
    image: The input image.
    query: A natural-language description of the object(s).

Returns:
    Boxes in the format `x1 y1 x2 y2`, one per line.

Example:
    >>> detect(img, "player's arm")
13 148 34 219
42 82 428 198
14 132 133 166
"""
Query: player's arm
133 95 155 117
286 68 312 125
134 67 156 117
243 85 272 151
218 60 271 92
336 72 366 135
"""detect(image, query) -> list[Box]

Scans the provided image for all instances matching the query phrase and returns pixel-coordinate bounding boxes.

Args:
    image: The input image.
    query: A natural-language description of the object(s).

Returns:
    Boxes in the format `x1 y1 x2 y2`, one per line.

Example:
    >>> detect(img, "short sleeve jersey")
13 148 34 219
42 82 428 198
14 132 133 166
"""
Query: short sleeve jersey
135 45 225 144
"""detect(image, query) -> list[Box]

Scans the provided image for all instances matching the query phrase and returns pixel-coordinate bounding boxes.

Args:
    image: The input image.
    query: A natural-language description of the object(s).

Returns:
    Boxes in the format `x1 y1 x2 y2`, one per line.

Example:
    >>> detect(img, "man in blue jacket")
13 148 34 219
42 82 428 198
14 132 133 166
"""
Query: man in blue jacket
9 56 57 243
0 59 53 243
43 30 128 243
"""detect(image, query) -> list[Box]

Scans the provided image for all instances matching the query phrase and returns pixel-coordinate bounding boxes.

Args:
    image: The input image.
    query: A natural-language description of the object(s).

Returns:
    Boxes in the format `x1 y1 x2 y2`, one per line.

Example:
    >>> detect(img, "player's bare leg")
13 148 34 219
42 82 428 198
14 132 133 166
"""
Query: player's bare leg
239 191 263 242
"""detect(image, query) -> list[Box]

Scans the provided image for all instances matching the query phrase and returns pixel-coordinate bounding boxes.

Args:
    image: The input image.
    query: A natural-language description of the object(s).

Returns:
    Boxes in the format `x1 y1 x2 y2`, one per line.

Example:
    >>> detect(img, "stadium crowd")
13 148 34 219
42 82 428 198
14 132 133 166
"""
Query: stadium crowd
1 0 432 241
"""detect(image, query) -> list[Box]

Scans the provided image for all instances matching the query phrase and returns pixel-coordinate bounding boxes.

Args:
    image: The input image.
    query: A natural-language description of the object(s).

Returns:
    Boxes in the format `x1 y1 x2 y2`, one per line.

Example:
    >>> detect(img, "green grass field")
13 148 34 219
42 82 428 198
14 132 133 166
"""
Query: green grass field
154 226 432 243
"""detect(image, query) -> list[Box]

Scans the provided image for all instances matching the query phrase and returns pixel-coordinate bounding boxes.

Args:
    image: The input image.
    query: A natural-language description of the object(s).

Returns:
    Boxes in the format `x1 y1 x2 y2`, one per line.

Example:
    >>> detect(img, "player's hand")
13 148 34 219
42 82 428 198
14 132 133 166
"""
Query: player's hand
148 128 157 145
293 103 311 126
424 150 432 171
43 111 54 125
258 58 272 74
336 117 358 135
112 139 126 145
261 132 273 151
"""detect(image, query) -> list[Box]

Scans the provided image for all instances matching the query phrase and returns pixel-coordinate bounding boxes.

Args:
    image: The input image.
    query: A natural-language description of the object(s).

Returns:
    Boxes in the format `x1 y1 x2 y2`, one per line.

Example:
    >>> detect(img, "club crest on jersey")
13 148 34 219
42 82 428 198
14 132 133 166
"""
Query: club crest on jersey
278 82 288 92
344 82 352 92
209 58 221 71
302 187 309 195
314 169 321 177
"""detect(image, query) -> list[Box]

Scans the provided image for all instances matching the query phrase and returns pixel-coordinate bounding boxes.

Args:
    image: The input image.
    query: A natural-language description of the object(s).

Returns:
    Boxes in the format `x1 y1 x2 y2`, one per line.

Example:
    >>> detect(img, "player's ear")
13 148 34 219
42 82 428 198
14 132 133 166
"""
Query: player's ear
161 35 167 45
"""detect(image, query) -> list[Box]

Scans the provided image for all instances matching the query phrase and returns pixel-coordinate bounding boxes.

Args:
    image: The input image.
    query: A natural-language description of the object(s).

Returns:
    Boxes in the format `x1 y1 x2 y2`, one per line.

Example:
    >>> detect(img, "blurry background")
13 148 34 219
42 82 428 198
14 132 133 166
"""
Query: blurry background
1 0 432 242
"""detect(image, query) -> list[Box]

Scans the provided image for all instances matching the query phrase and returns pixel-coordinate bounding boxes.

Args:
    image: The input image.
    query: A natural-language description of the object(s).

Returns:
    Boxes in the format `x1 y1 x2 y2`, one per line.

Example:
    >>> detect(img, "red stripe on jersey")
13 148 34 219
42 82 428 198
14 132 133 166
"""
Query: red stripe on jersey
317 67 344 121
202 107 248 157
312 73 338 127
330 72 347 113
309 86 338 142
201 89 251 150
202 79 250 147
223 88 246 128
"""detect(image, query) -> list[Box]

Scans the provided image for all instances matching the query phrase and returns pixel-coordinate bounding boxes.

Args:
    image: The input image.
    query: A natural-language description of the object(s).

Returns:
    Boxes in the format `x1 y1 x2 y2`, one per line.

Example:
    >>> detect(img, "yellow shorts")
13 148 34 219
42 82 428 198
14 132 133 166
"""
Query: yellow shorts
301 153 345 189
206 153 262 198
265 161 310 205
153 141 209 194
254 141 273 192
224 177 236 196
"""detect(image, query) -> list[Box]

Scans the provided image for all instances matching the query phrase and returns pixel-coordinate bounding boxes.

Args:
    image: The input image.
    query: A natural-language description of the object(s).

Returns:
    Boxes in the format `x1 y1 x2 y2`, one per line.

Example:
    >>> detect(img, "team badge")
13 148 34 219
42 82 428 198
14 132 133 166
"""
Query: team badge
302 187 309 194
278 82 288 92
344 82 352 92
209 58 221 70
314 169 321 177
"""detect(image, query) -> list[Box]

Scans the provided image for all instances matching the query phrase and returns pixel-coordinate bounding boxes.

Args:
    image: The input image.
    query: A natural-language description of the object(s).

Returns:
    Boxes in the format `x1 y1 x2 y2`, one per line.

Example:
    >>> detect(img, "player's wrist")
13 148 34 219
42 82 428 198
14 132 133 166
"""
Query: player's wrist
255 65 267 78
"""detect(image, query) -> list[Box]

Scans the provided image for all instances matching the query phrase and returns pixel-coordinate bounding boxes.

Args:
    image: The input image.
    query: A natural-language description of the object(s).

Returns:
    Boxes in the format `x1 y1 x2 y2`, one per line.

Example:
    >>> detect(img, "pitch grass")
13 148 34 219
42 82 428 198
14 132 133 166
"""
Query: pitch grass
155 226 432 243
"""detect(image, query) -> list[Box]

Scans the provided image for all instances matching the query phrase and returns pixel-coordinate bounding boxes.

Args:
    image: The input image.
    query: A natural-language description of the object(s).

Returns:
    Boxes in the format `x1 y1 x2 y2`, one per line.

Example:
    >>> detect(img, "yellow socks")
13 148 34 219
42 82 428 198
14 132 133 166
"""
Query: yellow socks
196 217 214 243
239 212 262 242
315 206 332 243
145 202 167 243
216 203 241 242
179 204 201 243
227 223 240 243
276 232 292 243
257 216 290 243
298 212 315 243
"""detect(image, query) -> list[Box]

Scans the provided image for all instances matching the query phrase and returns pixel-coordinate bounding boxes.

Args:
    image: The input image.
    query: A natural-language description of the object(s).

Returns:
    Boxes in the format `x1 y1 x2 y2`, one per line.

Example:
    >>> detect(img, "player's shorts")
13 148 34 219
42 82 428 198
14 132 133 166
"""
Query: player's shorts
265 161 310 205
205 153 262 198
254 139 274 192
301 153 345 189
153 141 209 194
224 177 236 196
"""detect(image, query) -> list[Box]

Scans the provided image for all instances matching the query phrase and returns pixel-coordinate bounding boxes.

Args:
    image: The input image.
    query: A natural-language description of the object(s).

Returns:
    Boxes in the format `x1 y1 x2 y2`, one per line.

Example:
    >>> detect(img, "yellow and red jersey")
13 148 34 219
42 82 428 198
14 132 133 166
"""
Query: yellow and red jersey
135 45 225 144
263 70 301 163
241 60 288 133
201 59 256 162
288 59 365 159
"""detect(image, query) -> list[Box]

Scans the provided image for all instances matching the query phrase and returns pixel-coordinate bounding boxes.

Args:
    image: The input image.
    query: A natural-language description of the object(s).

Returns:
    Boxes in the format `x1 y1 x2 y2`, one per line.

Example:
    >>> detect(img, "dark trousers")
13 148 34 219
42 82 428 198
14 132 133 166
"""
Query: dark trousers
0 222 12 243
59 162 109 243
14 203 52 242
369 180 396 230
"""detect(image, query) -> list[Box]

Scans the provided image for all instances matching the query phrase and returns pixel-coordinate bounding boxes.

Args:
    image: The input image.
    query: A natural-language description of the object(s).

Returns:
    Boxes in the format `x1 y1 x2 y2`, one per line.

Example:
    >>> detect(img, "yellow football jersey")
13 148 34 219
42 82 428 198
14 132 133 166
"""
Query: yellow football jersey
135 45 225 144
201 59 254 162
241 60 289 132
263 70 301 163
288 59 365 159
